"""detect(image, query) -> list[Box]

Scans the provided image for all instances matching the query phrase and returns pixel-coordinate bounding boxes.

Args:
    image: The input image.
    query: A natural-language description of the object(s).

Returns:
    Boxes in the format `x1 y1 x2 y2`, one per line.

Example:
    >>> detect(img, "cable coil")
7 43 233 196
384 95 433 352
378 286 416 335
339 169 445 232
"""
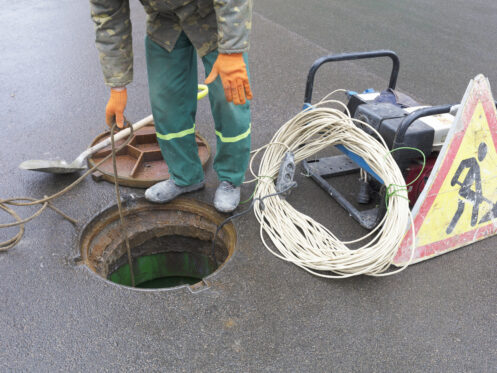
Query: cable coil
250 91 415 278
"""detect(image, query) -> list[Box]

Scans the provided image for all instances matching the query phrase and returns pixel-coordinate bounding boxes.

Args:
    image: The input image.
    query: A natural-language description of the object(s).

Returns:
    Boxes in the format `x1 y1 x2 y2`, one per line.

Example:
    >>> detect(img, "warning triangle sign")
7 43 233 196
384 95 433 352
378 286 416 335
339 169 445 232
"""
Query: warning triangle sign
394 74 497 266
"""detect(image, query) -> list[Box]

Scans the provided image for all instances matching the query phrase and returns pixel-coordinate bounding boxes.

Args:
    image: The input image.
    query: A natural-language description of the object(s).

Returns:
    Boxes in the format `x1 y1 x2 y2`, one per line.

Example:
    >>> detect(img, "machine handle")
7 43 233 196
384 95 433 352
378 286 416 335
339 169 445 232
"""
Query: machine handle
392 100 497 163
393 105 453 149
394 101 497 148
304 50 400 104
391 105 453 169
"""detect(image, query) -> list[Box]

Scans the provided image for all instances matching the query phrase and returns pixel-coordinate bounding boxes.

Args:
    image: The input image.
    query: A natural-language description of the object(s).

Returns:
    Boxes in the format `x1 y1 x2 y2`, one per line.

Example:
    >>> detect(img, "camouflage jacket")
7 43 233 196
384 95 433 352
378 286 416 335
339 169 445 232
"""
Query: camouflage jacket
90 0 253 87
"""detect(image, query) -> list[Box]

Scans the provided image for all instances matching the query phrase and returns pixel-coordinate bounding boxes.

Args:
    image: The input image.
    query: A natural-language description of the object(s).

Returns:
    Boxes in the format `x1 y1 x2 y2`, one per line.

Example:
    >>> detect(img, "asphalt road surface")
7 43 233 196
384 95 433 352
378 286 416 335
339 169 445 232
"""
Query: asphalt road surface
0 1 496 371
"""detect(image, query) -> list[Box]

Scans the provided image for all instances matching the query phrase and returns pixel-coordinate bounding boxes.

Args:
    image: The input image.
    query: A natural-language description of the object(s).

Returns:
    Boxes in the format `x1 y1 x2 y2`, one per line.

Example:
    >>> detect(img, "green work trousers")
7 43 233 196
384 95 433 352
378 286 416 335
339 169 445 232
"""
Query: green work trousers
145 32 251 187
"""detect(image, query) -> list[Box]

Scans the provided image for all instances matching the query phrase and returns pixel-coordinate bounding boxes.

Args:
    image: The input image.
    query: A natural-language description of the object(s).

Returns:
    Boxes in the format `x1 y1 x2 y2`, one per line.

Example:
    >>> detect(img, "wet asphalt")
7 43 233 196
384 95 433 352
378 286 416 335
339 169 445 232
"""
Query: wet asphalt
1 0 496 371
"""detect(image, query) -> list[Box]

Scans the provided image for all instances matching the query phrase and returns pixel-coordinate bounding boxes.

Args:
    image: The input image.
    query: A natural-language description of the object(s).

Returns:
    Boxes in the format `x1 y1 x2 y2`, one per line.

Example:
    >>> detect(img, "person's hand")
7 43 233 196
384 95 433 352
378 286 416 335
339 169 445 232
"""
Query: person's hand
105 87 127 128
205 53 253 105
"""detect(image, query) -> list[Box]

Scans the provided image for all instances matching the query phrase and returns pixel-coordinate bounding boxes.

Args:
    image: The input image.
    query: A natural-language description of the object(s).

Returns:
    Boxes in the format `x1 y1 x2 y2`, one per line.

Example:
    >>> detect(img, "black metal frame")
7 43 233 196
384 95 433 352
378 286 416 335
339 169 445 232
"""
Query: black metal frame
302 50 400 229
304 50 400 104
302 157 387 230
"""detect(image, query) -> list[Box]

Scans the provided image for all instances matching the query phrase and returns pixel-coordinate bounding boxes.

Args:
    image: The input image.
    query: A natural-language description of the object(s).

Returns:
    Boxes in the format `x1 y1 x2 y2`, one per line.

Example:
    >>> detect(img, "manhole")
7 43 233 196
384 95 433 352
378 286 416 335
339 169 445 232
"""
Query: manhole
87 123 211 188
79 197 236 291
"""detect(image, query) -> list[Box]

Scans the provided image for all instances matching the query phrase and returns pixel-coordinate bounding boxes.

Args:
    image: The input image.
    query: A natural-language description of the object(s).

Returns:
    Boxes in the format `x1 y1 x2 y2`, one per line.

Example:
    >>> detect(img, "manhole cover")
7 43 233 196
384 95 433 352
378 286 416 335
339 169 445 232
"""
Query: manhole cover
79 197 236 291
87 123 211 188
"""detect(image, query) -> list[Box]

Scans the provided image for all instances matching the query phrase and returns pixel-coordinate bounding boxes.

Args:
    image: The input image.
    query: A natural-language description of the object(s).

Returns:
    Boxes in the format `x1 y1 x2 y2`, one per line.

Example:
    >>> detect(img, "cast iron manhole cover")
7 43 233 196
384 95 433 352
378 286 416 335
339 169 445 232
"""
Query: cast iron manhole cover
87 123 211 188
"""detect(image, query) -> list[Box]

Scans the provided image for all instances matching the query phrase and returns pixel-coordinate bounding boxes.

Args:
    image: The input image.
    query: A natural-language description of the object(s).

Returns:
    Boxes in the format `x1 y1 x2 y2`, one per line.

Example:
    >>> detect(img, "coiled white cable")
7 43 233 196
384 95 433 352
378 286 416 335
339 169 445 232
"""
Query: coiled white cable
250 91 415 278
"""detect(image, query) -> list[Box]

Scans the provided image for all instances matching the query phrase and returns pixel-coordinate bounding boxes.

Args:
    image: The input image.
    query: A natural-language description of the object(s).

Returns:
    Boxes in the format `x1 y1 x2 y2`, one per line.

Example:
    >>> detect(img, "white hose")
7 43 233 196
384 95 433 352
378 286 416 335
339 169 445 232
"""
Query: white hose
249 91 415 278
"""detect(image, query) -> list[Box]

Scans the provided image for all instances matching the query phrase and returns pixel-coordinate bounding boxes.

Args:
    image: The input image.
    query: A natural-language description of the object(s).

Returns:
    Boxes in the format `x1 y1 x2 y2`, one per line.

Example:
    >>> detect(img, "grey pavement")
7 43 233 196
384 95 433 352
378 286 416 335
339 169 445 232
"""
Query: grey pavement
1 0 496 371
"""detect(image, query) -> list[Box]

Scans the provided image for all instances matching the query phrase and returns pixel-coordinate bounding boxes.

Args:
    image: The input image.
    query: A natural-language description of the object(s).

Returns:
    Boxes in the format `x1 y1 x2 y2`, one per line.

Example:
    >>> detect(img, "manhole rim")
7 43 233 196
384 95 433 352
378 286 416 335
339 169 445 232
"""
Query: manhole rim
77 196 237 293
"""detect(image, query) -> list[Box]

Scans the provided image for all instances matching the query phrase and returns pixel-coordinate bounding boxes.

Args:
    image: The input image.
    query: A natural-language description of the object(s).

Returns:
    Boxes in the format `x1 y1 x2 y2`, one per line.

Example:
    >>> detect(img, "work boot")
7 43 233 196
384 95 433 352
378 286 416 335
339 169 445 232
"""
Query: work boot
214 181 240 213
144 179 204 203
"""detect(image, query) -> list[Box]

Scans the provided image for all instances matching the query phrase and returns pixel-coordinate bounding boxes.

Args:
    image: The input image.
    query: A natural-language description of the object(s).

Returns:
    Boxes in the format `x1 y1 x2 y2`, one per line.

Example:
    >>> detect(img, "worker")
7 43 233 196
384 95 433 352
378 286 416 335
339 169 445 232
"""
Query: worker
89 0 253 213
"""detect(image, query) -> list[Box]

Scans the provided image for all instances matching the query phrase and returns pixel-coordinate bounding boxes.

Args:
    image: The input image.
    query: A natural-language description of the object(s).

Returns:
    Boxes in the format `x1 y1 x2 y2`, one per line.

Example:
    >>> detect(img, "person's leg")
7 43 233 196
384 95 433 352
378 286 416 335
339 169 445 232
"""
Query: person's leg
446 199 465 234
145 33 204 187
201 50 251 187
144 33 204 202
202 50 251 212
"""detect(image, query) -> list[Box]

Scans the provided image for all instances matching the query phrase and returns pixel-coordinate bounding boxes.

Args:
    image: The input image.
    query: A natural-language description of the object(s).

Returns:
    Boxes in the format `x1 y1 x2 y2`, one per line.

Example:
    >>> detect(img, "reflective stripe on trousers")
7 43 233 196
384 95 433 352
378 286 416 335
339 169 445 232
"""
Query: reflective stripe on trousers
145 32 251 187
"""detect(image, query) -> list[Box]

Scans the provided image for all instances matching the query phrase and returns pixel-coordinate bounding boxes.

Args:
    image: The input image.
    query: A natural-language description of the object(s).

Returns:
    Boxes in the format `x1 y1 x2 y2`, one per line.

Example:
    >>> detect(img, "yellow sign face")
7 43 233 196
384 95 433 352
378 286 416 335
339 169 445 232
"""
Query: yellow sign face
417 102 497 244
394 75 497 265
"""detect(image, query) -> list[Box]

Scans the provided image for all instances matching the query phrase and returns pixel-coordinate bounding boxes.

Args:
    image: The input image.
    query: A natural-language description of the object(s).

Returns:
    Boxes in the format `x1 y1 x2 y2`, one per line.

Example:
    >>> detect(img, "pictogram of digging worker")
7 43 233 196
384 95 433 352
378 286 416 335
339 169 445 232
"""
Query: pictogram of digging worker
89 0 253 213
446 142 492 234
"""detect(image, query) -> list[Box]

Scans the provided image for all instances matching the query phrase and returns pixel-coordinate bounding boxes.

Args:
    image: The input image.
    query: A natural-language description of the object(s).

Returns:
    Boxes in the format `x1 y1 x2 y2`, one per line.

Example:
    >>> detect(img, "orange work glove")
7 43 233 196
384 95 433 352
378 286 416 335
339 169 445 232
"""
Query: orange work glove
105 87 127 128
205 53 253 105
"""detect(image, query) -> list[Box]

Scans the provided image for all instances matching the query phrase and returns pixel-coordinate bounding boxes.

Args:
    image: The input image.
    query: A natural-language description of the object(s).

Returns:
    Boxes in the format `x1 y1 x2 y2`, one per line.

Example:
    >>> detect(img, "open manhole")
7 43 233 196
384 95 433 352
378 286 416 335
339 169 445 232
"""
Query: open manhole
79 197 236 291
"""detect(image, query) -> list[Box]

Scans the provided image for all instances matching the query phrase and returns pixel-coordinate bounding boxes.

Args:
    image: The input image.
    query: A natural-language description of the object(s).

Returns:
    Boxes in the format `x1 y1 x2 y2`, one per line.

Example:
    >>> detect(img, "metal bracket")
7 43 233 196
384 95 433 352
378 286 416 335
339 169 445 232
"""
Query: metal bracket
276 151 297 196
302 157 385 230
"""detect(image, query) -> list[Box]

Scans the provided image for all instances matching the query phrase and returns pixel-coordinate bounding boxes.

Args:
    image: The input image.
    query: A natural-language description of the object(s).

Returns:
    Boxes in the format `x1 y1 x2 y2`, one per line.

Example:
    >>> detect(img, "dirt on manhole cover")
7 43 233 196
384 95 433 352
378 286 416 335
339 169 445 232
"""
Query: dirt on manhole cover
79 197 236 291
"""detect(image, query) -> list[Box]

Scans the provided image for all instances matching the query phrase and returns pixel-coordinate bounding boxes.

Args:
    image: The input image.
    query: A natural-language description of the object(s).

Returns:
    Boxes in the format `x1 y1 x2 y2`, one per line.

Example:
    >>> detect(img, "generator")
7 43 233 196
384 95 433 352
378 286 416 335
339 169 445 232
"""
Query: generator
301 51 457 229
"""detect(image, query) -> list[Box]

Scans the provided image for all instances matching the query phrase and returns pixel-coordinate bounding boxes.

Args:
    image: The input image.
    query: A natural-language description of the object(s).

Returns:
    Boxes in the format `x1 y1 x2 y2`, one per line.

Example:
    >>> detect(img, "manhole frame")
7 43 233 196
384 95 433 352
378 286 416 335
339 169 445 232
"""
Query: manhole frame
78 196 237 293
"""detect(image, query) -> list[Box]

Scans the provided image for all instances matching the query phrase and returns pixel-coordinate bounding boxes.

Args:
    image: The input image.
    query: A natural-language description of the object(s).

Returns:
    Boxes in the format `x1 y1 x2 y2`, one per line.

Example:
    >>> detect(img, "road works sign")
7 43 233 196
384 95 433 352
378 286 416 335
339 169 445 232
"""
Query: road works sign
394 74 497 266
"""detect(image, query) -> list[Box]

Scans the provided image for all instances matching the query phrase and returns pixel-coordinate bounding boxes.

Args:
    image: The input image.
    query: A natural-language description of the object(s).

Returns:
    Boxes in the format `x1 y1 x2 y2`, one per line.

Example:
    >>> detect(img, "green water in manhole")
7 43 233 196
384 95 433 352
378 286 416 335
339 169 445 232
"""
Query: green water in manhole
109 251 219 289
